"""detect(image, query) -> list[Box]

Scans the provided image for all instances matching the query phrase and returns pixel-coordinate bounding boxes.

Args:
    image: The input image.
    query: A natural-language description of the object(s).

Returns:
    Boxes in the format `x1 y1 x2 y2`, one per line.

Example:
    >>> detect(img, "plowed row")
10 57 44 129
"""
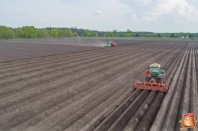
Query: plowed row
0 41 197 131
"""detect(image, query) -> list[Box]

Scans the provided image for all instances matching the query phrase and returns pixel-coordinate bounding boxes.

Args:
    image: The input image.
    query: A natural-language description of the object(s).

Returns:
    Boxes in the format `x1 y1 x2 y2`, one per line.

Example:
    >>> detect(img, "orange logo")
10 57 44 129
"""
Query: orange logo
179 113 197 130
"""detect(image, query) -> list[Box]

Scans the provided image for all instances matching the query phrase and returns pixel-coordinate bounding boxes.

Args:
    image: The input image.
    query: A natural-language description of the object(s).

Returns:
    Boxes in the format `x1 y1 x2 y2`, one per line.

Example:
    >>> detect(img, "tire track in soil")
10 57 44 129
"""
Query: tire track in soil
150 44 192 131
0 48 103 68
1 42 175 130
0 44 163 129
0 41 193 131
0 43 144 69
0 47 126 74
0 41 166 70
174 43 197 131
0 46 153 97
134 43 188 131
0 47 153 102
83 43 187 131
0 47 141 85
56 42 186 130
1 41 162 76
0 44 166 130
31 45 173 131
93 42 187 131
122 43 188 131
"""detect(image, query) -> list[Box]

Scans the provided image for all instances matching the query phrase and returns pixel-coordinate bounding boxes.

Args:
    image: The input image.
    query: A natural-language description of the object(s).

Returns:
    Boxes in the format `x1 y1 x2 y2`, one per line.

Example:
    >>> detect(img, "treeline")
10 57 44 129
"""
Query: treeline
0 25 197 39
0 26 77 39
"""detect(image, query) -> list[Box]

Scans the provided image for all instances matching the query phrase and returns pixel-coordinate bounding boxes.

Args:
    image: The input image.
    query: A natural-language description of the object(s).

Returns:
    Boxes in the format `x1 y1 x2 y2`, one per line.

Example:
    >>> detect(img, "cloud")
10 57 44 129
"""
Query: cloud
131 14 138 22
0 0 198 32
135 0 198 25
94 10 103 15
135 0 152 4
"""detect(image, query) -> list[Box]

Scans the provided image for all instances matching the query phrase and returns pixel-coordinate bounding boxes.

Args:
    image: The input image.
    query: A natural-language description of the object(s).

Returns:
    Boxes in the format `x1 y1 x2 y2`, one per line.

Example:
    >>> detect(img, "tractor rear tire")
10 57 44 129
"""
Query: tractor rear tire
145 77 150 82
157 78 162 83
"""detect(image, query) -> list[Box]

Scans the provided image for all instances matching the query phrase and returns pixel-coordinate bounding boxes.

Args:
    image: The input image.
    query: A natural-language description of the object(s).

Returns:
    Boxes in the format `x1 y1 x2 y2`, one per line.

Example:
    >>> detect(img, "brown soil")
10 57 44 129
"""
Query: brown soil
0 39 197 131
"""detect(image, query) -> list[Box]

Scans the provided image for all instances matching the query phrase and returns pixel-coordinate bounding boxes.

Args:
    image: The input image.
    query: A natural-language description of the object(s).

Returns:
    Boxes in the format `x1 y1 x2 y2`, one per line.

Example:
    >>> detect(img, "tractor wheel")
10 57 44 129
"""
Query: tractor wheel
157 78 162 83
145 77 150 82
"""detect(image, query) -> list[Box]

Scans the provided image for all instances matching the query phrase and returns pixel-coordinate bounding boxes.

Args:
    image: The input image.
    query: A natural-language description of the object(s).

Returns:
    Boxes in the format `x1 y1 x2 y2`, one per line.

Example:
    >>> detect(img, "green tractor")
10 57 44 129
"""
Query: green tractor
145 63 165 83
135 63 169 92
104 41 117 47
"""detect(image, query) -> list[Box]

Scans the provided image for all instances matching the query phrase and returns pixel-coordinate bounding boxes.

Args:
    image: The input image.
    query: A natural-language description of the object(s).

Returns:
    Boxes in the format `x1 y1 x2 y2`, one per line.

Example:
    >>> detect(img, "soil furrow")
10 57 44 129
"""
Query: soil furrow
0 47 127 74
74 42 187 130
1 47 165 130
0 48 151 97
0 47 142 85
150 45 190 131
0 47 162 127
20 43 174 130
0 41 196 131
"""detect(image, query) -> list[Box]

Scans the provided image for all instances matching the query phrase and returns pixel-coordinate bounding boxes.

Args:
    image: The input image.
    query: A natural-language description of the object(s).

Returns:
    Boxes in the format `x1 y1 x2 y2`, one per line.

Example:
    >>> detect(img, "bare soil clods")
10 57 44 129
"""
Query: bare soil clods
0 39 197 131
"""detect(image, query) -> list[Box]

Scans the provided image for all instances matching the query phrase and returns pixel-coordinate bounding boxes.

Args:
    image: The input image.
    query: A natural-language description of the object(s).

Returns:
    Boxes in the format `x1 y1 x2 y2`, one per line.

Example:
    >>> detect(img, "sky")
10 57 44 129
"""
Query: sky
0 0 198 32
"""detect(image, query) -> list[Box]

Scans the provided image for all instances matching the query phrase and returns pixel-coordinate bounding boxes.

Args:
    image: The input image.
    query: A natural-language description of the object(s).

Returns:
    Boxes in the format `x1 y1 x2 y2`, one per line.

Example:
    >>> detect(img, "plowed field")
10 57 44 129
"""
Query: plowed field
0 40 197 131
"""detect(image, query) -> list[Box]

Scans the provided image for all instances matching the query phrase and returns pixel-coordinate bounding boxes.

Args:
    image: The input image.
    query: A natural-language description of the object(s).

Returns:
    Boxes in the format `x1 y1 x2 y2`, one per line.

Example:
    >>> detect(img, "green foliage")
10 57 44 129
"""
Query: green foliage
0 28 3 39
50 29 59 38
22 26 38 38
82 29 91 37
65 28 73 37
104 30 118 37
57 29 65 38
15 28 24 38
93 32 98 37
0 26 15 39
0 25 197 39
189 34 193 38
112 30 118 37
81 29 99 37
158 34 162 37
72 32 78 37
170 33 175 38
135 33 139 37
40 30 50 38
125 29 132 37
104 32 113 37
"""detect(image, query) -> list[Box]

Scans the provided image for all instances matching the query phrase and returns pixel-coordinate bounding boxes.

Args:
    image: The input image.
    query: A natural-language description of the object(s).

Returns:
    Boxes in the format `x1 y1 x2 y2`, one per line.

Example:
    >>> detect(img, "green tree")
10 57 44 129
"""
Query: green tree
158 34 162 37
135 33 139 37
82 29 92 37
170 33 175 38
23 31 28 38
40 30 50 38
72 32 78 37
22 26 38 38
112 30 118 37
104 32 113 37
93 32 98 37
125 29 132 37
0 26 15 39
189 34 193 38
50 29 59 38
120 33 125 37
65 28 73 37
57 29 65 38
0 27 3 39
145 34 151 37
15 28 24 38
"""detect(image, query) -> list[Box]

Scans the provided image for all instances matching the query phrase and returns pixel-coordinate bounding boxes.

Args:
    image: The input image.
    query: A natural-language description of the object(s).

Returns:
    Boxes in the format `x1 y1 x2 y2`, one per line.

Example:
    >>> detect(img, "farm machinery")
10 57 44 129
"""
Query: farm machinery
135 63 169 92
104 41 117 47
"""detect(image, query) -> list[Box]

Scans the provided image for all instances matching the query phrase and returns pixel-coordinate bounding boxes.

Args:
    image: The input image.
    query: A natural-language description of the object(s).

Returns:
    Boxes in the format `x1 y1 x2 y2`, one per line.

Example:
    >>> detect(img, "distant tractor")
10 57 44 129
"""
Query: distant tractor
104 41 117 47
135 63 169 92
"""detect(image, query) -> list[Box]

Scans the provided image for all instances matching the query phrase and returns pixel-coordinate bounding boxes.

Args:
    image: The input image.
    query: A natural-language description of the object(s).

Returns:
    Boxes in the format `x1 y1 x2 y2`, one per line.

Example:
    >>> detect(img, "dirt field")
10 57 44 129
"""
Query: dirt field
0 39 197 131
0 38 150 62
